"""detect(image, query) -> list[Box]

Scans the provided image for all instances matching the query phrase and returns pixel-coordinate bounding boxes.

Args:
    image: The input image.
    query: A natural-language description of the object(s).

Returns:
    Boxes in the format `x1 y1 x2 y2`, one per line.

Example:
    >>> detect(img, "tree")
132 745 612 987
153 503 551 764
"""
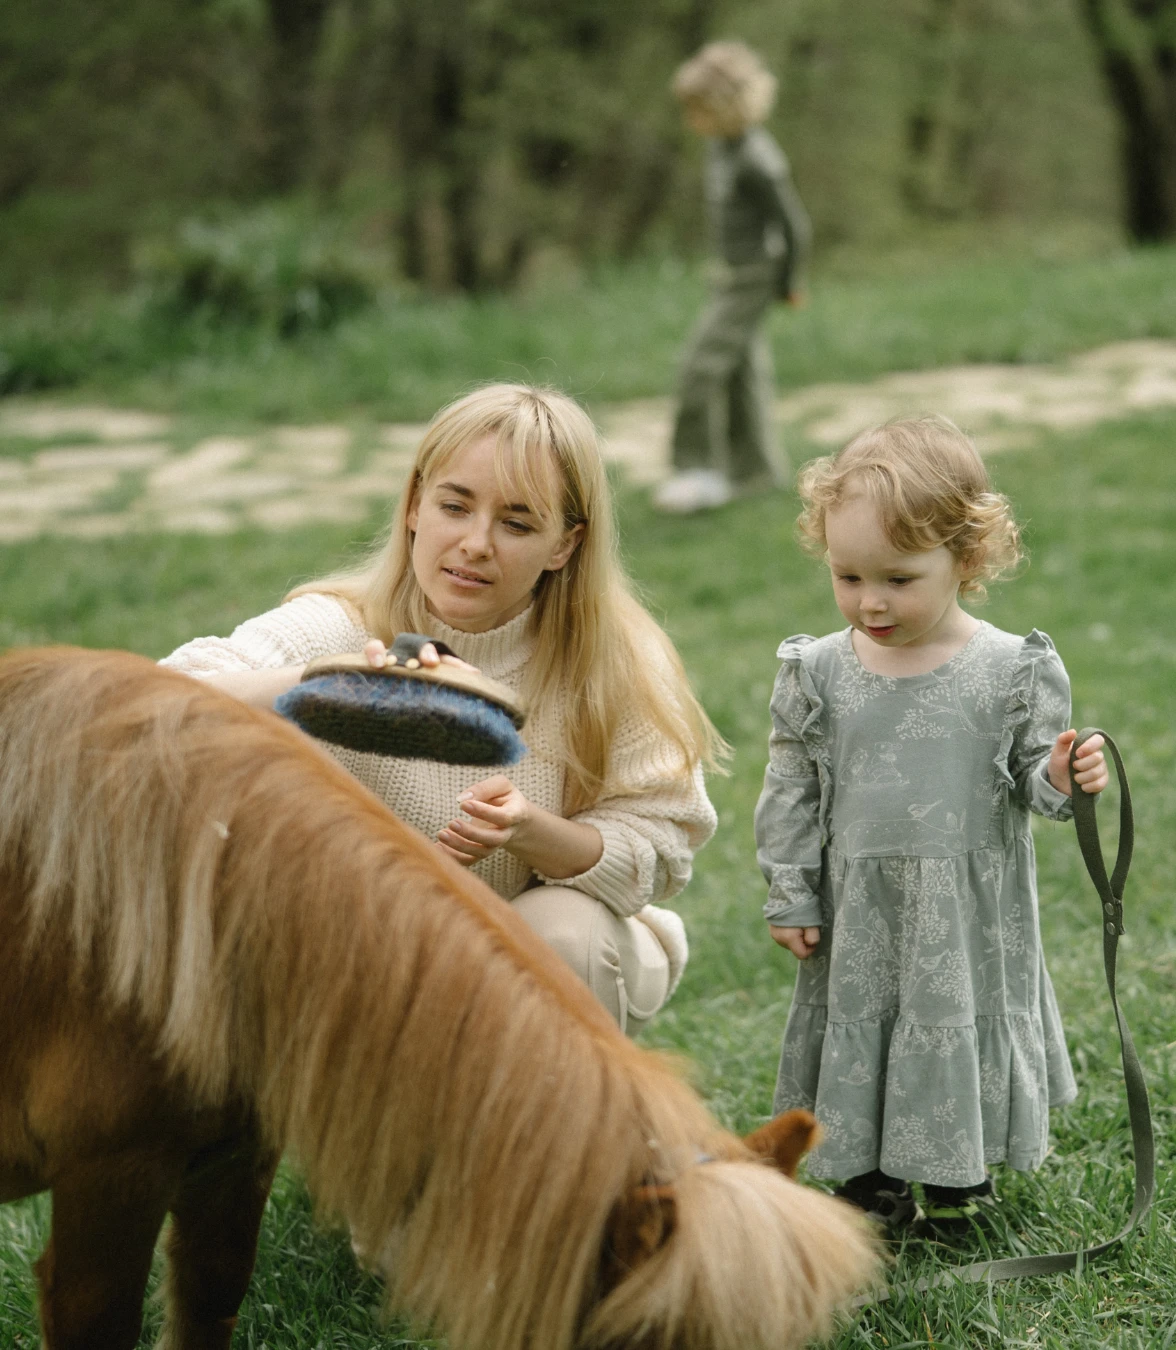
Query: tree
260 0 334 193
1077 0 1176 241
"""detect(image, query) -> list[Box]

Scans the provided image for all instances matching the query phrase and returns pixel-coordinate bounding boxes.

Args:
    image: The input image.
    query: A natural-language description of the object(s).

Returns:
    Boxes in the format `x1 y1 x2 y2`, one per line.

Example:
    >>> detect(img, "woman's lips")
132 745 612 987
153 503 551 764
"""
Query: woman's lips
443 568 490 588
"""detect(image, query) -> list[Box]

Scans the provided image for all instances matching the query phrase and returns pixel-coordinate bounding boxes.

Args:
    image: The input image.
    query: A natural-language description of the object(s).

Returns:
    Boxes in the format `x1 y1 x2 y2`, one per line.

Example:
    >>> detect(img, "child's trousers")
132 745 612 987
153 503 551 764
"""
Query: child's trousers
510 886 682 1036
670 262 783 486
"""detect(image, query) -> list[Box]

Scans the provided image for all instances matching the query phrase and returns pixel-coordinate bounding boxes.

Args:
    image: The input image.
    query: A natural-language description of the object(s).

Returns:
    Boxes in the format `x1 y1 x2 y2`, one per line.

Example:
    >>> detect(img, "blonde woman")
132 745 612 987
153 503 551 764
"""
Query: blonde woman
655 40 811 514
162 384 723 1034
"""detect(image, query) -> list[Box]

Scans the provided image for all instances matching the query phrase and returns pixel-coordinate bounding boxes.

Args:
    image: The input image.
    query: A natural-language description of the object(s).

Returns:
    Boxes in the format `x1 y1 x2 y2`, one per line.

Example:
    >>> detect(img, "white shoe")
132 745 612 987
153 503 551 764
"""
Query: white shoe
651 468 734 514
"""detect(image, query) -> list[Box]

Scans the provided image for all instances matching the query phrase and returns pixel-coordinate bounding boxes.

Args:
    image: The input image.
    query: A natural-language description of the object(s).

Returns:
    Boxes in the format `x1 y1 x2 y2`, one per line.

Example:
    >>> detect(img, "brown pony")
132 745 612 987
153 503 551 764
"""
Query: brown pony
0 647 877 1350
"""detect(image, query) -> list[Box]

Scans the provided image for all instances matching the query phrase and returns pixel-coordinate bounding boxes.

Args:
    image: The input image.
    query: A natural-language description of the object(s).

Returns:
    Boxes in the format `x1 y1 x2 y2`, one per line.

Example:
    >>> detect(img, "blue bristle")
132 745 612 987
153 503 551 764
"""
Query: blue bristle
275 674 526 765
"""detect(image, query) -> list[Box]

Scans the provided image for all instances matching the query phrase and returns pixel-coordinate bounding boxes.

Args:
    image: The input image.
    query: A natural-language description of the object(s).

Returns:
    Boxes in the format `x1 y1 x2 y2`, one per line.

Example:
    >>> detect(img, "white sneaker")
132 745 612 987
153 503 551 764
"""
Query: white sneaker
651 468 734 514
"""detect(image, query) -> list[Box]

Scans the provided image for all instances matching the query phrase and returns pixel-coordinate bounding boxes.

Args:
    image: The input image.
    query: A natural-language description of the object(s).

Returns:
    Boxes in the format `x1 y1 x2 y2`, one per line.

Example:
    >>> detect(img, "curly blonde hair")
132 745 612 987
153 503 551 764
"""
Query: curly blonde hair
795 416 1023 600
672 41 777 134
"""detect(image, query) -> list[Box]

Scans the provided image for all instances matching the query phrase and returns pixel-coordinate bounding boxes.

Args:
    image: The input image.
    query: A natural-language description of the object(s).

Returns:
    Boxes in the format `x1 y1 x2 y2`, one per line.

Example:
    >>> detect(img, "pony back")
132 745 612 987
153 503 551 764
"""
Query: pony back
0 647 877 1350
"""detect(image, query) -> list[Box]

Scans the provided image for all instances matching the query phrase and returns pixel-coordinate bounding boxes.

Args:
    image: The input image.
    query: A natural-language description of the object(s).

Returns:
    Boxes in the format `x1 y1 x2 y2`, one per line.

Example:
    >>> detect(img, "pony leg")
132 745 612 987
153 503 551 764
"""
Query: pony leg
36 1155 176 1350
157 1137 279 1350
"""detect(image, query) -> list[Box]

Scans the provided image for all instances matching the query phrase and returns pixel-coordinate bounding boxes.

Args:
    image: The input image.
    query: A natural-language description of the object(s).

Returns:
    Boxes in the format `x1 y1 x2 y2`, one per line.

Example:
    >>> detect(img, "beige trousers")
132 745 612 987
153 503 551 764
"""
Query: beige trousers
510 886 672 1036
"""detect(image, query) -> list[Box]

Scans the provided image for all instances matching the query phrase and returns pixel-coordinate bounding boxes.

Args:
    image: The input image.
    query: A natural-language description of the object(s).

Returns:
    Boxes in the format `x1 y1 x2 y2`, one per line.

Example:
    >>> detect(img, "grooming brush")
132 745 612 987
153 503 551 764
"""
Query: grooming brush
275 632 527 765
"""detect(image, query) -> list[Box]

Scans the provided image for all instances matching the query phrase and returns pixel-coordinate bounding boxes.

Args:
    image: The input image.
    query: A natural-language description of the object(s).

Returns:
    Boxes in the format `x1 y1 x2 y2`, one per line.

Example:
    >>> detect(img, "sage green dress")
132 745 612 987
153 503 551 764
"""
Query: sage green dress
754 623 1078 1187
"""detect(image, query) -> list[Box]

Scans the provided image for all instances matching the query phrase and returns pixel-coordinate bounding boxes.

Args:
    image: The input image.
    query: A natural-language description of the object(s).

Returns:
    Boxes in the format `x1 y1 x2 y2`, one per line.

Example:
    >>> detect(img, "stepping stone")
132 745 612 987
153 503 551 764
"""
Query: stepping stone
247 497 368 528
34 444 169 472
148 438 254 492
0 405 171 440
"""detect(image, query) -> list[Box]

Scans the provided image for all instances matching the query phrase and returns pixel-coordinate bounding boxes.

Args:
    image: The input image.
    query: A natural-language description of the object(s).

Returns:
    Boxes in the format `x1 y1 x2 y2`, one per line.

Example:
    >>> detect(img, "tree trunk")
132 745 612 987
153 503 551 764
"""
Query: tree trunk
260 0 332 194
1077 0 1176 241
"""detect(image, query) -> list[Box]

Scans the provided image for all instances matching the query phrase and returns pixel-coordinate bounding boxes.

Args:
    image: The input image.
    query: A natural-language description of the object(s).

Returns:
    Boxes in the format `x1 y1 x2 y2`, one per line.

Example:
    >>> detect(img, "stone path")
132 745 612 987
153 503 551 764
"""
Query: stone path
2 339 1176 541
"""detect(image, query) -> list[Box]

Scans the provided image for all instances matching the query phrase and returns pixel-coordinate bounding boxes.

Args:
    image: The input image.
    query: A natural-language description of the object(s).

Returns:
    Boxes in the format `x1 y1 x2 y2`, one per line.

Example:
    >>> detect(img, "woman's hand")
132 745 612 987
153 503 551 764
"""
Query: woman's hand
438 776 605 877
770 925 821 959
362 638 479 673
1048 730 1108 796
438 774 528 866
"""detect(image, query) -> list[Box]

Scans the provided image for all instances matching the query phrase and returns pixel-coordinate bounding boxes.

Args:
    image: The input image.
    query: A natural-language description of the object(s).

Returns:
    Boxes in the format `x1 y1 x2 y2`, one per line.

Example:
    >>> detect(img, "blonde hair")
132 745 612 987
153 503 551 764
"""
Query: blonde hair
0 646 878 1350
289 383 726 810
672 41 778 133
796 415 1023 600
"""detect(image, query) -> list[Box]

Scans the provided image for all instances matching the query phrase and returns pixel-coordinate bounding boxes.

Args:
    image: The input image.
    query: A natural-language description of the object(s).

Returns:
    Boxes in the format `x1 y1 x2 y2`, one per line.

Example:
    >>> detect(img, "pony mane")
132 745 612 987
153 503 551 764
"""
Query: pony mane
0 647 875 1350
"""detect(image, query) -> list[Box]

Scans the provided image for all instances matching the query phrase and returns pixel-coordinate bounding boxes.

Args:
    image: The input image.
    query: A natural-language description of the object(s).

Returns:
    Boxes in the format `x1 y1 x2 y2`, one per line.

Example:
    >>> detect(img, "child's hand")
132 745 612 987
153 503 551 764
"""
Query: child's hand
770 924 821 959
782 290 807 309
1047 729 1108 796
438 774 529 865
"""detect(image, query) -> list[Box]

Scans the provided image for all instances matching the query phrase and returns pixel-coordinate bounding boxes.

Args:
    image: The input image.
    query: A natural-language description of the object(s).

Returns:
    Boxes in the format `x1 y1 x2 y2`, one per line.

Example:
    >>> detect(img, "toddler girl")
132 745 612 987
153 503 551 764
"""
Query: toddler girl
754 415 1107 1236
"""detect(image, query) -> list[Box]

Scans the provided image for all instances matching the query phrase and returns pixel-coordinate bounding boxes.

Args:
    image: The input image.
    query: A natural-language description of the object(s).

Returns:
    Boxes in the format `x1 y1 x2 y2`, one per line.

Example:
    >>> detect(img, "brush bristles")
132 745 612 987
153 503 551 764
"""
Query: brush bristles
276 672 526 763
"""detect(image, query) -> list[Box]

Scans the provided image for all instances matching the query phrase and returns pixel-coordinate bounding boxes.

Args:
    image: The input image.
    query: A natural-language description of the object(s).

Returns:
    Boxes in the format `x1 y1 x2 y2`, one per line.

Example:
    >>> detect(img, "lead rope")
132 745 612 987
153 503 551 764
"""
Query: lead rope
863 727 1155 1300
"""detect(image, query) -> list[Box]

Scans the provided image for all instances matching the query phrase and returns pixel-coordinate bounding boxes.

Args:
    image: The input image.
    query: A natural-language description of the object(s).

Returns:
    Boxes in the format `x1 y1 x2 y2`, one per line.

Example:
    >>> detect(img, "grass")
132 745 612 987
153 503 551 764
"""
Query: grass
2 241 1176 423
0 405 1173 1348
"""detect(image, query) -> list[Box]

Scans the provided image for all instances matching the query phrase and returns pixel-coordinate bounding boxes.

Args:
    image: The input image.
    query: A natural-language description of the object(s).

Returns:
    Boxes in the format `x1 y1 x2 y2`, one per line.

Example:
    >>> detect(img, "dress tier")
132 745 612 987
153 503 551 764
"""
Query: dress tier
755 624 1078 1186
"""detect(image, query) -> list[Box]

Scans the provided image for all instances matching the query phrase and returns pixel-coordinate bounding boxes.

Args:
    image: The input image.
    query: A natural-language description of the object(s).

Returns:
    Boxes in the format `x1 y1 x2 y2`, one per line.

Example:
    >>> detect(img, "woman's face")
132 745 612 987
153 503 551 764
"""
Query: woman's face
407 434 584 634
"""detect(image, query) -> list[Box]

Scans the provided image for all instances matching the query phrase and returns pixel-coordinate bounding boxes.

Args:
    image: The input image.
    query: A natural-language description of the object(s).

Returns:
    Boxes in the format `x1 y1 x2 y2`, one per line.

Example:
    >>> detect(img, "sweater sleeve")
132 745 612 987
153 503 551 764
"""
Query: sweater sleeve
745 133 811 298
159 593 370 676
754 639 824 929
536 648 718 916
551 756 717 918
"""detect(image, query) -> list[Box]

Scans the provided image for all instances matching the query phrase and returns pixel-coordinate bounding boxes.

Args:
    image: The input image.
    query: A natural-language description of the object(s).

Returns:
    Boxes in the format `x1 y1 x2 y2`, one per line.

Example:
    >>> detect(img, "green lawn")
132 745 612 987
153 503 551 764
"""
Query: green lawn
3 242 1176 422
0 407 1172 1348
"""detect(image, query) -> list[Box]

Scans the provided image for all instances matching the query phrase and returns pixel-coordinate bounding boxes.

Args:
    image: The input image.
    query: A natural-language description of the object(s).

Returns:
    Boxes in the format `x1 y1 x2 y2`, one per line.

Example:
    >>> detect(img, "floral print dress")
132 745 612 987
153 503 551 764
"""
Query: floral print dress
754 623 1078 1186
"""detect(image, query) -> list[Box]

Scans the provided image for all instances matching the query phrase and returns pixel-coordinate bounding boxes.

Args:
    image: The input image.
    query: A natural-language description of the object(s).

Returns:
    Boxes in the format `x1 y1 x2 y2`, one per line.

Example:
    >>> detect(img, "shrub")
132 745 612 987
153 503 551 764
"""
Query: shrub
135 207 385 336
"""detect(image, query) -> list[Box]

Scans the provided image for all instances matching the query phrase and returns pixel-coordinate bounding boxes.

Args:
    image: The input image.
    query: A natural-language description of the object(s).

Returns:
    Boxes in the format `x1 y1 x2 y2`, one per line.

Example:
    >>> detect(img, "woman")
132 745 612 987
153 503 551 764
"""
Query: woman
162 384 723 1034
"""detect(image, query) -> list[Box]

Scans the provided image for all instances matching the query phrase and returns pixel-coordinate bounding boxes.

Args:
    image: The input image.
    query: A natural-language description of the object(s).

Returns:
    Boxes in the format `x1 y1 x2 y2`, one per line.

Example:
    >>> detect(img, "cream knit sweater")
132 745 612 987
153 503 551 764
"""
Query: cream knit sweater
161 594 717 919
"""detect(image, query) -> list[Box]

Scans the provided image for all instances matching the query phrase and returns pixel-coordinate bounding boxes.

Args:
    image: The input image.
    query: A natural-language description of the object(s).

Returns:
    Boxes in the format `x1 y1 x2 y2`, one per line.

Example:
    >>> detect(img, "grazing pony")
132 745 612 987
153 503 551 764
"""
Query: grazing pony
0 648 877 1350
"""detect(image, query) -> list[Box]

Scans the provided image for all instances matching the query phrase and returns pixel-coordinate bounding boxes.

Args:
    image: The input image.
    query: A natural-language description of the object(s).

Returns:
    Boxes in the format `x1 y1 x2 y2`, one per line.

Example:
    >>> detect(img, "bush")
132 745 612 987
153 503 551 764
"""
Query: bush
0 310 92 396
135 207 385 336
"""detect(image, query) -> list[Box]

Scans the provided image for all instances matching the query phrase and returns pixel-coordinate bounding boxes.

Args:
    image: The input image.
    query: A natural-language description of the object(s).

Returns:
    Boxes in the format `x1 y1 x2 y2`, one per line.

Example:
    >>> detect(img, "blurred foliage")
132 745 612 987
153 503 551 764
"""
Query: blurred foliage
0 0 1132 299
134 207 384 334
3 242 1175 415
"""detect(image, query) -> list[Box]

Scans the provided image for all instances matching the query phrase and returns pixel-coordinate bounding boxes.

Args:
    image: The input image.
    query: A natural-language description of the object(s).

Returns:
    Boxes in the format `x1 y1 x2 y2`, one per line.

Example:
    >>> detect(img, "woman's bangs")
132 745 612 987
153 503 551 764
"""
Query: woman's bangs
494 421 565 527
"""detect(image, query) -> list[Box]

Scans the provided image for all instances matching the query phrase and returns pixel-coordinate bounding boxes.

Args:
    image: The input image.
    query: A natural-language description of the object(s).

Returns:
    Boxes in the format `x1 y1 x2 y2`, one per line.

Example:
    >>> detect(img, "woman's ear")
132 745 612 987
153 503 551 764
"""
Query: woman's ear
547 521 585 572
406 482 421 534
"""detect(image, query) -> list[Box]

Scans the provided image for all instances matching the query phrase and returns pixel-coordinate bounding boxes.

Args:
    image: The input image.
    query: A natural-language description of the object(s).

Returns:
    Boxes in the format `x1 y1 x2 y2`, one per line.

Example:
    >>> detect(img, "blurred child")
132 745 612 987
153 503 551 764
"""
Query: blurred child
654 40 810 514
754 416 1107 1235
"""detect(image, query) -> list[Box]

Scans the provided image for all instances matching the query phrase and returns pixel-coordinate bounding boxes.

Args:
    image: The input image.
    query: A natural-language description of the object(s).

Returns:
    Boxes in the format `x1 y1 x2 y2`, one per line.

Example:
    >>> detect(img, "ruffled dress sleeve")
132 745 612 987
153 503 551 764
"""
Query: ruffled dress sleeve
754 635 825 928
159 593 369 676
1001 629 1074 822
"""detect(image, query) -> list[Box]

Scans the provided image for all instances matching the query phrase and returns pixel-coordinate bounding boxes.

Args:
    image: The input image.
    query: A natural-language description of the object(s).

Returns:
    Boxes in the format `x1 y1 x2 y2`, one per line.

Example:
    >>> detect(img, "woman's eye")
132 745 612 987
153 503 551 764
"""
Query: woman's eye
504 519 533 535
440 501 466 514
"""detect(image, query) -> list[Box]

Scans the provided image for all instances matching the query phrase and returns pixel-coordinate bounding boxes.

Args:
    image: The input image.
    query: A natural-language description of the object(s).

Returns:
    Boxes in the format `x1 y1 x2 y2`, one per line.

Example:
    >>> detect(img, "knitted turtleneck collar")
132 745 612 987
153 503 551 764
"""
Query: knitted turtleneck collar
424 606 536 680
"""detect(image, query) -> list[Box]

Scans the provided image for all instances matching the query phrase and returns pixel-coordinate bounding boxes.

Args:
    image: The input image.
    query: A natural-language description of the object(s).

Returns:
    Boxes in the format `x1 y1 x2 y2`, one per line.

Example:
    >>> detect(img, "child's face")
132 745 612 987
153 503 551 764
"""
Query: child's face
682 100 730 138
825 493 965 651
407 434 583 634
